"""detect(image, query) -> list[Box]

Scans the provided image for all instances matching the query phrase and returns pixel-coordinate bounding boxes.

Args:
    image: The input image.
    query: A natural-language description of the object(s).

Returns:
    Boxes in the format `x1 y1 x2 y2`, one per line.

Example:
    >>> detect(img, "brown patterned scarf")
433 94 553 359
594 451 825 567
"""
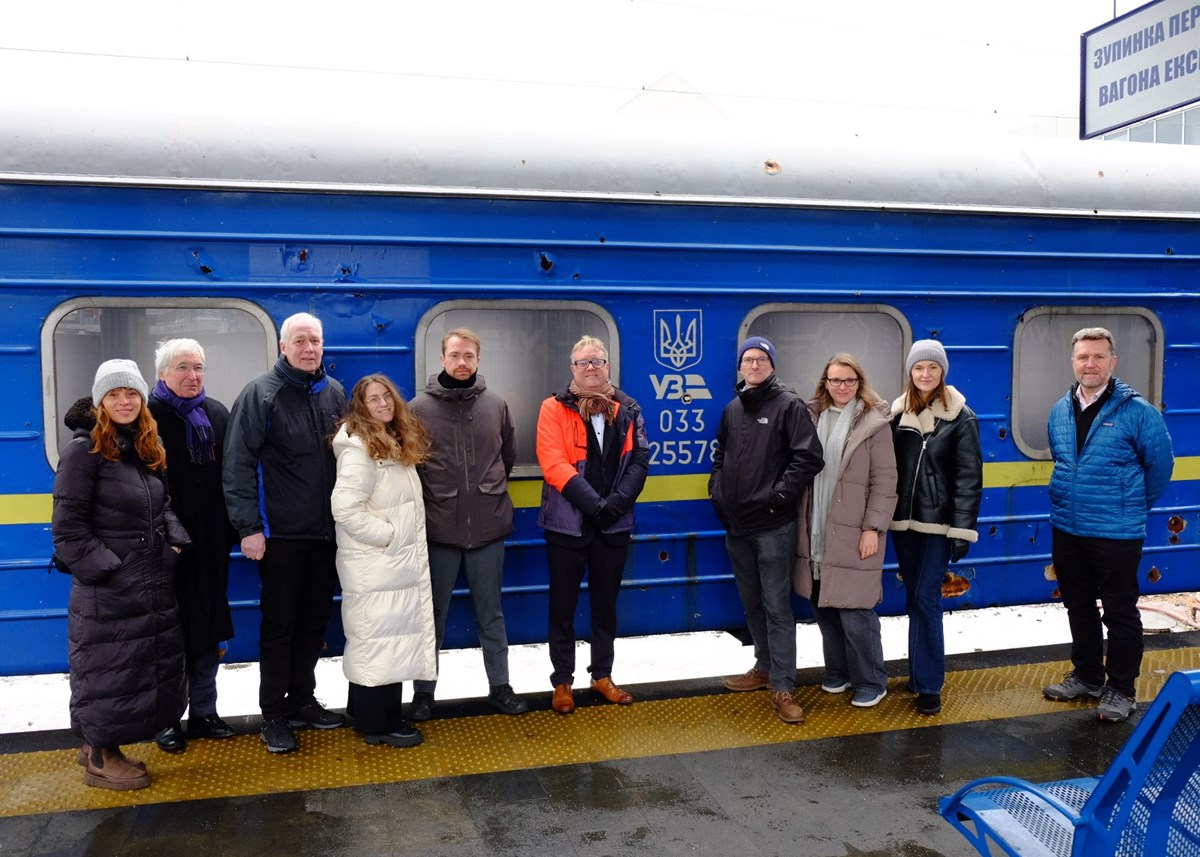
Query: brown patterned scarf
569 381 617 424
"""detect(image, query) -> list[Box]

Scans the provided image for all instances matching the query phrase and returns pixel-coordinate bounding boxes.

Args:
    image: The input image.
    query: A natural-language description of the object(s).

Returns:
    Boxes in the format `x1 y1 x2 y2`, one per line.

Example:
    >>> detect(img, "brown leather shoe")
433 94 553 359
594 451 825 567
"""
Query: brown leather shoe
772 691 806 724
77 744 146 771
552 683 575 715
83 747 151 790
724 667 771 692
590 676 634 705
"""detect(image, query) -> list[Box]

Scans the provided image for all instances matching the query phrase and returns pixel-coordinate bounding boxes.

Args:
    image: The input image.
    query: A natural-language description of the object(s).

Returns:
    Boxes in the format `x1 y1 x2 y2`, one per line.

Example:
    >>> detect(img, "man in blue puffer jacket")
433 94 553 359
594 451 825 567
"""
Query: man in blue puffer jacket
1042 327 1173 723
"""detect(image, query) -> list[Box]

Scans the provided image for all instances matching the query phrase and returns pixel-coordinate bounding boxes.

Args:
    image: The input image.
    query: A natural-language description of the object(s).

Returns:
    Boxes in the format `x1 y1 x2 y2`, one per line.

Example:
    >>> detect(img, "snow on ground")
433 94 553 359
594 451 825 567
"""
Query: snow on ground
0 603 1084 734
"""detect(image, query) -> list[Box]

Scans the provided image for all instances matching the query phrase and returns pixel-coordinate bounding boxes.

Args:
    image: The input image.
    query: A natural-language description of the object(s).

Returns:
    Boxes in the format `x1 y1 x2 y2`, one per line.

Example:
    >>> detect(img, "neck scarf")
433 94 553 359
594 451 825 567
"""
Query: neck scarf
438 370 476 389
152 379 216 464
569 380 617 424
810 399 861 574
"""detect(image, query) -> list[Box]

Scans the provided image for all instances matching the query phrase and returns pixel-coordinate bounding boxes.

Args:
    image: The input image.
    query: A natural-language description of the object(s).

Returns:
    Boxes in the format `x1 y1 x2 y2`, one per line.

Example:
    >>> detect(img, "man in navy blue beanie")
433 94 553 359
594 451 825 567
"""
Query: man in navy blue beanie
709 336 823 724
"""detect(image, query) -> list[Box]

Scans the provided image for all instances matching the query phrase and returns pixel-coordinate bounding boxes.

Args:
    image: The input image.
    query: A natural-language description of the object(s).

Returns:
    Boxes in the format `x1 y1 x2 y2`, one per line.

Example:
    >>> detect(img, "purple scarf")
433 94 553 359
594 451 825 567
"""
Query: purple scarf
152 379 216 464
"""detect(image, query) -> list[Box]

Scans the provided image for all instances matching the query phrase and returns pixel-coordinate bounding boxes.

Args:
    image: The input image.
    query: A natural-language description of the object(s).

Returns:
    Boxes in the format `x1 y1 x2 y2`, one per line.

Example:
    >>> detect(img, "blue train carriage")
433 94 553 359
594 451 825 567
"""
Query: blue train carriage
0 51 1197 676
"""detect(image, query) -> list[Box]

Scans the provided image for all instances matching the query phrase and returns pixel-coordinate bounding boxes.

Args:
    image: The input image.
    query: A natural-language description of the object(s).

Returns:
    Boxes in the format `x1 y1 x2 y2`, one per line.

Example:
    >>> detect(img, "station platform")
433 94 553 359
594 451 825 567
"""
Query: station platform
2 632 1198 856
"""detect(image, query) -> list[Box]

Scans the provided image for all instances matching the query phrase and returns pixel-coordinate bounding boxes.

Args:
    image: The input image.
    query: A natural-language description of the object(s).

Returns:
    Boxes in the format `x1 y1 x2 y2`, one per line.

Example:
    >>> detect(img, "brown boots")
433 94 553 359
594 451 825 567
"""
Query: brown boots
80 745 151 790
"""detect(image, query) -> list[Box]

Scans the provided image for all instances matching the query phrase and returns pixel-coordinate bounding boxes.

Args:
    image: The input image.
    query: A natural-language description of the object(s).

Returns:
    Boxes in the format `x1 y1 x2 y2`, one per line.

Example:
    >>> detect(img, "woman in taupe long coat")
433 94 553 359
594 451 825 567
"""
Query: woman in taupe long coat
794 354 898 708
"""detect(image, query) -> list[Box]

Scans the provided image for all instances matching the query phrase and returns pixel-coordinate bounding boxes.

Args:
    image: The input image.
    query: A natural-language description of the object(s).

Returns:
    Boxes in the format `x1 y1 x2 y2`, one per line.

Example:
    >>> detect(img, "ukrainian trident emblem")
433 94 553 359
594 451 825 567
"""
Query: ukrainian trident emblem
654 310 702 371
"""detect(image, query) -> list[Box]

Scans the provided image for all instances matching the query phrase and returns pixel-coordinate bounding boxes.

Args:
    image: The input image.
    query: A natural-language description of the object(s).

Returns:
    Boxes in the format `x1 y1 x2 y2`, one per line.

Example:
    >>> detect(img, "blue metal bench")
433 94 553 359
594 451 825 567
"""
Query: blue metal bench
938 669 1200 857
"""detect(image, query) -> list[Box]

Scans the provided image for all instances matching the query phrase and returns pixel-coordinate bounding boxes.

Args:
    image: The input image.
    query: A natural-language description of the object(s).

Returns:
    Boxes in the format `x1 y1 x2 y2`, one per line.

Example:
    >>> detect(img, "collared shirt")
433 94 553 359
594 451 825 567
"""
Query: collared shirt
1075 382 1107 410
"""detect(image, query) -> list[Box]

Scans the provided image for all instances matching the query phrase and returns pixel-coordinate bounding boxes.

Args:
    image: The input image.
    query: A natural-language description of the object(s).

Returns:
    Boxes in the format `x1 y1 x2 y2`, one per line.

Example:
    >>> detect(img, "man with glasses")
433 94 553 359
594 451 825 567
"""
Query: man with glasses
224 312 347 753
536 335 649 714
148 339 237 753
408 328 528 720
710 336 823 723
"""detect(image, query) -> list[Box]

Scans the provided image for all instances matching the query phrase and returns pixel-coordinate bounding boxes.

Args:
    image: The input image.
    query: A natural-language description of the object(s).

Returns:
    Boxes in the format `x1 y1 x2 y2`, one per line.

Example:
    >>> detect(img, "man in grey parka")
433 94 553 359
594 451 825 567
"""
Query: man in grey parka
408 328 528 719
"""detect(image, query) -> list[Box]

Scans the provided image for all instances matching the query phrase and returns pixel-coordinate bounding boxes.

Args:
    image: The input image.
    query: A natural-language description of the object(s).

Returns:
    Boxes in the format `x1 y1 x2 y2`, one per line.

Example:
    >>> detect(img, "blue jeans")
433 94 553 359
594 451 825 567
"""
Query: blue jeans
726 521 797 692
891 529 951 695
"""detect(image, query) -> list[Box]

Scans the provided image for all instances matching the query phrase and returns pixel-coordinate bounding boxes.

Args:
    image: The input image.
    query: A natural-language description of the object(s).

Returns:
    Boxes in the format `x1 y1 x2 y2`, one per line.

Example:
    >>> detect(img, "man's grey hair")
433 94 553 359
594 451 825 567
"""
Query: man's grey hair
1072 326 1115 354
570 335 608 360
154 338 206 375
280 312 323 343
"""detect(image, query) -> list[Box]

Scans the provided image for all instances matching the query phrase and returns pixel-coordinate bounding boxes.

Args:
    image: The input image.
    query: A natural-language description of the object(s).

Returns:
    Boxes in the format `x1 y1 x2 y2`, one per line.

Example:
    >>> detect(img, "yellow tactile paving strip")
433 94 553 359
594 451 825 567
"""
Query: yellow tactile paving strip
2 648 1197 819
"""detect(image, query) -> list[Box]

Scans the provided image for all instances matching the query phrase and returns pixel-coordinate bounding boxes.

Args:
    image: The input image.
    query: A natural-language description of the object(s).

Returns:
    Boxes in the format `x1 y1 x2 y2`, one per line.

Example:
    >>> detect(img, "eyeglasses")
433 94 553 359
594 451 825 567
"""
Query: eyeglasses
365 392 394 406
572 359 608 369
170 363 206 374
740 356 770 366
825 377 859 388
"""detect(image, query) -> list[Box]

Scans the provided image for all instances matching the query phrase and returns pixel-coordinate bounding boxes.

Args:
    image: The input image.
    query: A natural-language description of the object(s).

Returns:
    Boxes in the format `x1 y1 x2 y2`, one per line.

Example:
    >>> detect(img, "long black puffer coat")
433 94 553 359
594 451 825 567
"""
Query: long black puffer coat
52 420 191 747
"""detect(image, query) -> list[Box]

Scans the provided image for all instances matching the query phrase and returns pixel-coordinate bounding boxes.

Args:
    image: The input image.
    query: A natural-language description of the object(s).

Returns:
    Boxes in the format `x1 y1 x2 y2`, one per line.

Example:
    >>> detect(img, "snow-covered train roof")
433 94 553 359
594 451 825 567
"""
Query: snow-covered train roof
2 49 1198 219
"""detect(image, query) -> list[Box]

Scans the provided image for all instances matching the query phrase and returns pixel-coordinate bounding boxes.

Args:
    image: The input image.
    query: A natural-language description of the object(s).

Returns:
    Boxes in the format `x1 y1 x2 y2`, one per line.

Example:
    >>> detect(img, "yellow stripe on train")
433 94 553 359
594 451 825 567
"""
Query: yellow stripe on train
4 457 1198 522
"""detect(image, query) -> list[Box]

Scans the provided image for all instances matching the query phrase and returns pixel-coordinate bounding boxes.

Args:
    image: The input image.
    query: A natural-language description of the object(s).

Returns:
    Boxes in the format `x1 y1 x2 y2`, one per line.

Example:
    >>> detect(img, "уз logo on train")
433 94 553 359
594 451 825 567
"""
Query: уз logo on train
654 310 702 371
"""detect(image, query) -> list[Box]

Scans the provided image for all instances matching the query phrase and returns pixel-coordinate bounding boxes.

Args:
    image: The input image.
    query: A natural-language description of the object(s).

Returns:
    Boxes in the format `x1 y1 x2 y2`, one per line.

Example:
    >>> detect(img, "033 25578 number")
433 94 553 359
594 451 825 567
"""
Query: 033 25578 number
648 439 718 466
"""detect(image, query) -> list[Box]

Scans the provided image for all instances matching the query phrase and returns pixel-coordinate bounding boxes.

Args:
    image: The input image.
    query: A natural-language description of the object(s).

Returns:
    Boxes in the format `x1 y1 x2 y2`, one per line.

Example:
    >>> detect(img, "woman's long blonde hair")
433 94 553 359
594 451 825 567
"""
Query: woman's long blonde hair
90 397 168 472
811 353 883 413
340 374 430 466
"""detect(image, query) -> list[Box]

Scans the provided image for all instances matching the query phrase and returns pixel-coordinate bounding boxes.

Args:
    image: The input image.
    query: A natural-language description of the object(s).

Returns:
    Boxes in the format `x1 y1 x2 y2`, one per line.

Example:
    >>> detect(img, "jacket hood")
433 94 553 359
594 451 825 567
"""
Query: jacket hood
891 384 968 434
331 424 362 456
64 396 97 432
273 353 329 390
736 374 790 409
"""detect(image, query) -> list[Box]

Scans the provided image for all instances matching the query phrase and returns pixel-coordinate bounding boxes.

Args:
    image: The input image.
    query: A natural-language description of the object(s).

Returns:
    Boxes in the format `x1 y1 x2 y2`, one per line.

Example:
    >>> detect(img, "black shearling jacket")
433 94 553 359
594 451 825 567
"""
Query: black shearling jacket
890 386 982 542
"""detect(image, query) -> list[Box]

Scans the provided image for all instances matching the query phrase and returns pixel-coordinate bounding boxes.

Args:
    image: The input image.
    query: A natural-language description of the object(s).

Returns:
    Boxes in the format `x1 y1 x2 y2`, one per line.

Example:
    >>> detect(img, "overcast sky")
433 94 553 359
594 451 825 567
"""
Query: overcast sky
1 1 1145 138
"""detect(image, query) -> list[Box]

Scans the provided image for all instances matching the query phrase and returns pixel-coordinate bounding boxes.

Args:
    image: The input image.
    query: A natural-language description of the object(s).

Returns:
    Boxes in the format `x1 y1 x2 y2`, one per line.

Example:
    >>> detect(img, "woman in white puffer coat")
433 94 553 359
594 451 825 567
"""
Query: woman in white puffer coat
331 373 437 747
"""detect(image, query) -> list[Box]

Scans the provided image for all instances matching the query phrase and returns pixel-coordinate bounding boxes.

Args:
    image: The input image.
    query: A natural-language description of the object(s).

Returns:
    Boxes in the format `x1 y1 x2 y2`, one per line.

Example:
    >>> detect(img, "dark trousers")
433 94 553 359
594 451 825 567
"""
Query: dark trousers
257 539 338 719
725 521 798 692
811 578 887 695
414 539 509 695
185 645 222 718
1051 528 1144 698
547 535 629 687
347 682 405 736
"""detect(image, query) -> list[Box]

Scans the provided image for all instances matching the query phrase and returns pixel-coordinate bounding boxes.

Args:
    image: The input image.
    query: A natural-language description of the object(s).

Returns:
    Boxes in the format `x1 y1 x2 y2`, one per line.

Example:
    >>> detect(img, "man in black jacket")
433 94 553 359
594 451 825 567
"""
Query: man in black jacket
710 337 823 724
223 312 347 754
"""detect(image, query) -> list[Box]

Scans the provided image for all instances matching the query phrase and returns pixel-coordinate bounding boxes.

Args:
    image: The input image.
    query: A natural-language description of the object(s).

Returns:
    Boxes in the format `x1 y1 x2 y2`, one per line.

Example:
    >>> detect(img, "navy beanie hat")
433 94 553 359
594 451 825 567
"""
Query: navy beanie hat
737 336 776 369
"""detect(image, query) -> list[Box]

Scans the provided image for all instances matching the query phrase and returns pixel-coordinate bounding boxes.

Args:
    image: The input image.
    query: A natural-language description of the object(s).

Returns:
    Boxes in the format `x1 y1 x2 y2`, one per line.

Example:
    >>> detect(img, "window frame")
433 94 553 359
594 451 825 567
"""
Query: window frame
41 296 278 468
740 301 912 397
415 299 619 479
1011 305 1164 460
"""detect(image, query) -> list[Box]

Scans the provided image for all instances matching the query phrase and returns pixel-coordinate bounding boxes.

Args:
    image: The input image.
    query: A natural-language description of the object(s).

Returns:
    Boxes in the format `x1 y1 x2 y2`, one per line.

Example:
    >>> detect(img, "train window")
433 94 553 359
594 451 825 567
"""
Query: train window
741 304 910 403
416 301 618 476
43 299 277 464
1012 307 1163 459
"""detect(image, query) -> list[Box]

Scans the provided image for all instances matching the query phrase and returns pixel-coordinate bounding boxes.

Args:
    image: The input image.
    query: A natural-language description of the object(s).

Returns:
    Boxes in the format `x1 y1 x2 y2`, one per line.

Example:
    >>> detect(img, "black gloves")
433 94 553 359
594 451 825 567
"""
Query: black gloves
594 501 623 529
949 539 969 563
